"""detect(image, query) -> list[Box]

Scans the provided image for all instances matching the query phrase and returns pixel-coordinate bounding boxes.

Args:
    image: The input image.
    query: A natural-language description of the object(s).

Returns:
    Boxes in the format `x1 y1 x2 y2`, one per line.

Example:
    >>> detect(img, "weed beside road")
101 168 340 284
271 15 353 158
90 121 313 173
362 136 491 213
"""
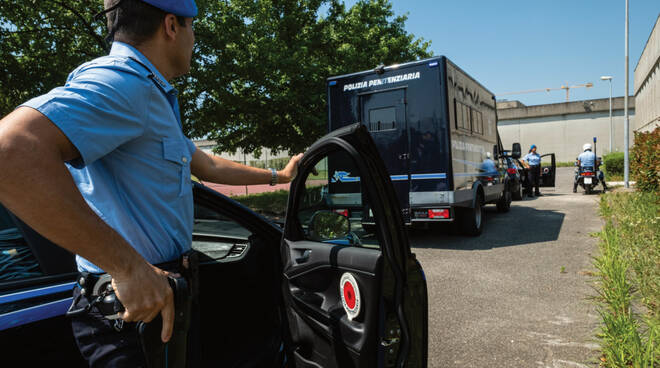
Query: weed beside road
593 192 659 367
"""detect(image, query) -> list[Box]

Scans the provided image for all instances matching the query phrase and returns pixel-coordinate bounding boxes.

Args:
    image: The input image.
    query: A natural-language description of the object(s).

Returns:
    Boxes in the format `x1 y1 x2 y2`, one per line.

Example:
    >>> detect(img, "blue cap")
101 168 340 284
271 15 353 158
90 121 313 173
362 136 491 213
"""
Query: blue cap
530 144 537 150
142 0 198 17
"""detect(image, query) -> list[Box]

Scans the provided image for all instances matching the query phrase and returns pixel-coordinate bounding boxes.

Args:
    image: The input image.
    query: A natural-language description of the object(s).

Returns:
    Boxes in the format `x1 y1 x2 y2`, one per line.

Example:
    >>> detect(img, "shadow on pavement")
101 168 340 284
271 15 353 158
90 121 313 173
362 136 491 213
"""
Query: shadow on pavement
408 205 565 250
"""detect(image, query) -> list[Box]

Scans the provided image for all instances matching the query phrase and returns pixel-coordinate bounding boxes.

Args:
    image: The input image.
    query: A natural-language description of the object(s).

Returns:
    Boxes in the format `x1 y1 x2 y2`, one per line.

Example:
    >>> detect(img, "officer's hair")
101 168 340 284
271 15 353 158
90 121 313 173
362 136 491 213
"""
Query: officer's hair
104 0 186 46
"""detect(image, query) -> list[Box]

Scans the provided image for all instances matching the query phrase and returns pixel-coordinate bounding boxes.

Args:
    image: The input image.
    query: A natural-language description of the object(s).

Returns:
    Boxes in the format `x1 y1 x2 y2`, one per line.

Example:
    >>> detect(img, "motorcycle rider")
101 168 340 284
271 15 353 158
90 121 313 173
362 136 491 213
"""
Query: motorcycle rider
573 143 608 193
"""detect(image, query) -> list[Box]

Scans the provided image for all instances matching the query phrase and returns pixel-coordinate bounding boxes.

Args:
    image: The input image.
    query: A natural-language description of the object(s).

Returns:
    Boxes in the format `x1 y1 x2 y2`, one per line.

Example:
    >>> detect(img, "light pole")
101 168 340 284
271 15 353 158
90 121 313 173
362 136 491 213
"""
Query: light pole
601 76 613 153
624 0 630 188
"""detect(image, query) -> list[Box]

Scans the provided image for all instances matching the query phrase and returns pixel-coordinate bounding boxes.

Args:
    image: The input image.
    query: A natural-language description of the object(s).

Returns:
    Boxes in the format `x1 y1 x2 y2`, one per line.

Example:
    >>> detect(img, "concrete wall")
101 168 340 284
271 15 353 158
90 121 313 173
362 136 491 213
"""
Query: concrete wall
498 97 635 162
633 14 660 133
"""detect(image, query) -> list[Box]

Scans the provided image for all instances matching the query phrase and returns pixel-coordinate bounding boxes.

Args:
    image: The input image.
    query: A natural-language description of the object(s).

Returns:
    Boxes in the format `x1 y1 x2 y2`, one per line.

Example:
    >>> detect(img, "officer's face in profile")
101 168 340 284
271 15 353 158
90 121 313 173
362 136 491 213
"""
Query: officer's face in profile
171 17 195 78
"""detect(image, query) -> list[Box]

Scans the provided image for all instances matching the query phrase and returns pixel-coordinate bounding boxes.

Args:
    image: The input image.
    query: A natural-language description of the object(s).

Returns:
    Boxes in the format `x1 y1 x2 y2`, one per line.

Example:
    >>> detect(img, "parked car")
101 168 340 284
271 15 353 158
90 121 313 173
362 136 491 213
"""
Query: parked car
0 124 428 367
505 153 557 196
504 156 523 200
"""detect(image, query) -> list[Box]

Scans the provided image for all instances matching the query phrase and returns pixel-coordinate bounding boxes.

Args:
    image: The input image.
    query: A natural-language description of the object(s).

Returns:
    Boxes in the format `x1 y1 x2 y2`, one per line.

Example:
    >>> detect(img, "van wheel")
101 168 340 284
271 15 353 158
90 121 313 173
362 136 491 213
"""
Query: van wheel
497 189 512 213
459 196 484 236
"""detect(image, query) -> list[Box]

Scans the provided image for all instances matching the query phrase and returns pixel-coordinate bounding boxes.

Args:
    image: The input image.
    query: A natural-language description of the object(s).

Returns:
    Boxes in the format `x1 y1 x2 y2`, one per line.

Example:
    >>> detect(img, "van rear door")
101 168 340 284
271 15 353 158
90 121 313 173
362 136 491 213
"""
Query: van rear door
359 88 410 220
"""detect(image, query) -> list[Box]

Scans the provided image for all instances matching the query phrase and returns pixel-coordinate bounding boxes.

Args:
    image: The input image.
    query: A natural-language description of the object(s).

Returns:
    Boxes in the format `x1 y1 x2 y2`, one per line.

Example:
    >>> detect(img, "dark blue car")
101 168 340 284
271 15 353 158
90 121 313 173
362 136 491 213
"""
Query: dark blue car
0 125 428 367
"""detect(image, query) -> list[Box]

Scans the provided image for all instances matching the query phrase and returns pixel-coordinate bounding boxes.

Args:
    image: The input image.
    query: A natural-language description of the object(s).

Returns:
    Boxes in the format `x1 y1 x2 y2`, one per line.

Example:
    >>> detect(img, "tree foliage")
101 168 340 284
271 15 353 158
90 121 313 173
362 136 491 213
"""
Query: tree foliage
1 0 430 154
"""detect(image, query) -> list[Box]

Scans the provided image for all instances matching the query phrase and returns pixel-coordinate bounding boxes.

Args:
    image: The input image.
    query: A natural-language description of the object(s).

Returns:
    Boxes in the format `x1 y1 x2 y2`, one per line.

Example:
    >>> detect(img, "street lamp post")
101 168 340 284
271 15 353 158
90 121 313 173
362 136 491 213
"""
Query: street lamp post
601 76 613 153
624 0 630 188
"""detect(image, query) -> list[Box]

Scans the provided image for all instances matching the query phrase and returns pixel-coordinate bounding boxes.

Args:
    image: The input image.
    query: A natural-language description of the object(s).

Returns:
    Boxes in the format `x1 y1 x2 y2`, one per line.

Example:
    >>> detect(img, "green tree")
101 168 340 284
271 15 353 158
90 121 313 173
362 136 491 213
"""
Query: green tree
0 0 430 154
0 0 106 115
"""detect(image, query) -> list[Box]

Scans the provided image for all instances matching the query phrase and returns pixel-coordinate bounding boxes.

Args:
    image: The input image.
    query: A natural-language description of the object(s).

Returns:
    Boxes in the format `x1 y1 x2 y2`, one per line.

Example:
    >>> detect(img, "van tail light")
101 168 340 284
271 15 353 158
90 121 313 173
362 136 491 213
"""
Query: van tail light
334 209 350 217
507 168 517 174
428 209 449 219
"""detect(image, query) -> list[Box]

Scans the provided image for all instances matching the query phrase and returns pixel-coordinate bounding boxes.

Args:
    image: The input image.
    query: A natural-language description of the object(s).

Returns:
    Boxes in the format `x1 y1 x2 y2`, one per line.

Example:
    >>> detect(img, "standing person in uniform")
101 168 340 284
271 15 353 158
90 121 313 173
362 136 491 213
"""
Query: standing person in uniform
522 144 542 197
0 0 302 366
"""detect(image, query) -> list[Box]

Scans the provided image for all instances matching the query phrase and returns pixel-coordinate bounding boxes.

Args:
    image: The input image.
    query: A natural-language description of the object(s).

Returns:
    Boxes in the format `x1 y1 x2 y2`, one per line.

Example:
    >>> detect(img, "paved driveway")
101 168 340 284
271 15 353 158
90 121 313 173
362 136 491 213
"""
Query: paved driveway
411 167 604 367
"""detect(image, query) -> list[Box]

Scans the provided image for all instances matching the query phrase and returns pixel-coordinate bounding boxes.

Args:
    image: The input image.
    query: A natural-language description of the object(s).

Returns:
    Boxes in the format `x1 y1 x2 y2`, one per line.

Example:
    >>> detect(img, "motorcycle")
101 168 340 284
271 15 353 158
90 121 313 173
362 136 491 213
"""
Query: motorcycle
575 164 599 194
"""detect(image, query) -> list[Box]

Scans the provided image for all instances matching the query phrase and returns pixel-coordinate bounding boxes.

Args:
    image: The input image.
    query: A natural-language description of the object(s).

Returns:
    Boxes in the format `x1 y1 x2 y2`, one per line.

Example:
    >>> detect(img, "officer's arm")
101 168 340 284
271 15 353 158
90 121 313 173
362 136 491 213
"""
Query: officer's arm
0 107 176 342
190 148 303 185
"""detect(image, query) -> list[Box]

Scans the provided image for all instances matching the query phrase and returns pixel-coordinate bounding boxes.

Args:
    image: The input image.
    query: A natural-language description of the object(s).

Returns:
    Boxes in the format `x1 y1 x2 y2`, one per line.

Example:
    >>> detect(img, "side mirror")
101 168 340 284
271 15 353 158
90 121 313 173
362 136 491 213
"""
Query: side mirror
308 211 350 242
492 145 499 159
511 143 521 159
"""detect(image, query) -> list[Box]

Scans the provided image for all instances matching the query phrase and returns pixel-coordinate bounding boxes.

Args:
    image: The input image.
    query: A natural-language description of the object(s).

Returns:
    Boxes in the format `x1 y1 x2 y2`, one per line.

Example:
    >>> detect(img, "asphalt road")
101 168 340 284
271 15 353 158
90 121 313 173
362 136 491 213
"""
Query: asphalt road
410 167 604 368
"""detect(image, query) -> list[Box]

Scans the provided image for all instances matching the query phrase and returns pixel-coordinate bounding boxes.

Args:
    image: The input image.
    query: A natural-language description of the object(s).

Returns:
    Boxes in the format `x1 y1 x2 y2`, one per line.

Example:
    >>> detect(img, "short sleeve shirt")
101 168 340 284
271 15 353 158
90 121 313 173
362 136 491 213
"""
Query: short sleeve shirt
21 42 197 273
578 151 596 167
523 152 541 166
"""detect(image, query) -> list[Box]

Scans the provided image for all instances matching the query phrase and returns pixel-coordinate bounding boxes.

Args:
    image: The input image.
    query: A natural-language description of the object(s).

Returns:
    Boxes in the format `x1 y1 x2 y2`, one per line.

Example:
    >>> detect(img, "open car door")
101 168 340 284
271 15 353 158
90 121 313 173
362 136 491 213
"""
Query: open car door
281 124 427 367
540 153 556 187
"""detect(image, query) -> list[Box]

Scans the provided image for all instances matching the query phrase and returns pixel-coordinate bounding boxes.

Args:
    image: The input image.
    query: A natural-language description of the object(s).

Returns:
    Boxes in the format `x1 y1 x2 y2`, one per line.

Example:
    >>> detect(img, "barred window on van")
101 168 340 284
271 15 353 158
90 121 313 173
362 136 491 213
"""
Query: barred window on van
455 100 471 131
368 107 396 132
471 110 484 135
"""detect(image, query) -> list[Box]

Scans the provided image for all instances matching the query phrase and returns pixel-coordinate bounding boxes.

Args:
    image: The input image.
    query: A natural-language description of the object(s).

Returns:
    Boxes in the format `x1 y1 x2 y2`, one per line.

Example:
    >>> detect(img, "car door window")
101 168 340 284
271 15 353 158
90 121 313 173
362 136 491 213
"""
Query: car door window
296 149 380 249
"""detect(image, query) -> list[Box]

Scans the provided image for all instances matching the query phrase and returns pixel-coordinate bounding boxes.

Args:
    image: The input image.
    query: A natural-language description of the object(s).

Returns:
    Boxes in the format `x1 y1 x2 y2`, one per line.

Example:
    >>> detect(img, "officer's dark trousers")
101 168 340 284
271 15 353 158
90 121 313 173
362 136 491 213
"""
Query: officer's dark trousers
70 286 201 368
527 165 541 195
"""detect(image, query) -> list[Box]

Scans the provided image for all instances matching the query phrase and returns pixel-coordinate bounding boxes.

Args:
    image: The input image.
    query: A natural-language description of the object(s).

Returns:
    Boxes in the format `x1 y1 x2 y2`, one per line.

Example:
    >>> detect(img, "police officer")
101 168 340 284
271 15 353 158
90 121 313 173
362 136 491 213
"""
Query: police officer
0 0 302 366
522 144 542 197
573 143 608 192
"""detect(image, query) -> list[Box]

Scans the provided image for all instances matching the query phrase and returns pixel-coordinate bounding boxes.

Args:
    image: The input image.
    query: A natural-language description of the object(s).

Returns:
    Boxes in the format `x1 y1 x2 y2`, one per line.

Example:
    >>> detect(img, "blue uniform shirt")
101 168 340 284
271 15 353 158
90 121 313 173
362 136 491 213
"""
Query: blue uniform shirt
578 150 596 168
523 152 541 166
21 42 197 273
481 159 498 176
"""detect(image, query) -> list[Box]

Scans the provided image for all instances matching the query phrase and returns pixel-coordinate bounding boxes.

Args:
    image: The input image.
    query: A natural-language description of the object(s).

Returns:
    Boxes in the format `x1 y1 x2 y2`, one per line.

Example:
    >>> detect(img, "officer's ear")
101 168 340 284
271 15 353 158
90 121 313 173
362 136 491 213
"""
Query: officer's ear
163 14 178 40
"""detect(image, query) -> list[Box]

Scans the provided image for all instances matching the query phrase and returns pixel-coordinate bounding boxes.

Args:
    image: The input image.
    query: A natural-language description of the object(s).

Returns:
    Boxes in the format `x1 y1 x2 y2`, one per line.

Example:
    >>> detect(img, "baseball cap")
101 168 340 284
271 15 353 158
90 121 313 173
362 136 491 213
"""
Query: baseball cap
142 0 198 17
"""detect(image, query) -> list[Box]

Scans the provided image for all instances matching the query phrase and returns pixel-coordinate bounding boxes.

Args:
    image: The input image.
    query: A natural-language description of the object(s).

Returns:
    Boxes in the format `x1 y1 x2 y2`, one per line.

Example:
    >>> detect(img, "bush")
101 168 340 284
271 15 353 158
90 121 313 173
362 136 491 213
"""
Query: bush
631 127 660 195
603 152 625 177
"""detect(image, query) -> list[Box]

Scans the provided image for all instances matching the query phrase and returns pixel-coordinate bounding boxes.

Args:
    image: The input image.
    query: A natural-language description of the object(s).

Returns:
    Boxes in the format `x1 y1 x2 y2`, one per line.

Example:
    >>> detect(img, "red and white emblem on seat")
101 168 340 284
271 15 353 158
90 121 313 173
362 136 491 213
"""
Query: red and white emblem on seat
340 273 361 320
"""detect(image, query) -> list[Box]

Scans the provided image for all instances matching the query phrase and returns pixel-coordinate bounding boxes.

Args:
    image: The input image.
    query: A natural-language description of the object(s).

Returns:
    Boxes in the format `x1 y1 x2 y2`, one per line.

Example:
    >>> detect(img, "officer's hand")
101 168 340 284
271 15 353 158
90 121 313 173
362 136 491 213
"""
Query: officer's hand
278 153 304 183
111 263 175 343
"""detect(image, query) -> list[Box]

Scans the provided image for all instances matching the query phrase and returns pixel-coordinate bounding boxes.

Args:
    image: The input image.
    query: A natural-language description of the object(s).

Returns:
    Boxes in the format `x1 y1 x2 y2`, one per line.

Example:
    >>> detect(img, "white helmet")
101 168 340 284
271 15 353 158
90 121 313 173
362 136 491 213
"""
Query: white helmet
583 143 592 151
486 151 491 159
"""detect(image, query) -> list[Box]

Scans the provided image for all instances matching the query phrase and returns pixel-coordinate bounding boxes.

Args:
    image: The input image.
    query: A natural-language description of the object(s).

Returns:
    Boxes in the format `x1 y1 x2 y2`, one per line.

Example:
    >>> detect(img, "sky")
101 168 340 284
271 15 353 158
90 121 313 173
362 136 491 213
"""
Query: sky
338 0 659 106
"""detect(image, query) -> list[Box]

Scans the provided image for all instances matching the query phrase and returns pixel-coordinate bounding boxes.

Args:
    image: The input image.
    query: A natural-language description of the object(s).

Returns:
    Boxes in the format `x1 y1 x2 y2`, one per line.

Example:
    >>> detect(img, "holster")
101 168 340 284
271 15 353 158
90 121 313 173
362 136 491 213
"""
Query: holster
137 250 198 368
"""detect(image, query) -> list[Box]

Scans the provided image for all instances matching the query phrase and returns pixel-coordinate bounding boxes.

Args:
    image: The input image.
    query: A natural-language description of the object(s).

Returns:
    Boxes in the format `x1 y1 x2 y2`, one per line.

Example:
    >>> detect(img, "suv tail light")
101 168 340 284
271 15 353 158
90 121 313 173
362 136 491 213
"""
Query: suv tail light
428 209 449 219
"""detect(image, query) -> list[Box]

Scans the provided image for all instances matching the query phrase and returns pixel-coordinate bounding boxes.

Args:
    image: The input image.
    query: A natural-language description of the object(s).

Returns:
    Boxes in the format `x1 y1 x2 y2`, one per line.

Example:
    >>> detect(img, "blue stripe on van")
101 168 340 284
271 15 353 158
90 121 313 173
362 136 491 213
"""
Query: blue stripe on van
411 173 447 180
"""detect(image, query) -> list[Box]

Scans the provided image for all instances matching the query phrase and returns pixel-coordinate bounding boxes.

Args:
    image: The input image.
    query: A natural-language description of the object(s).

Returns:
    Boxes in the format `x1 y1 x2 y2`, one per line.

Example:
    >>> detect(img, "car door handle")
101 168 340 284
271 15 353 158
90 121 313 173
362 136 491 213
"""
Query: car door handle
295 250 312 264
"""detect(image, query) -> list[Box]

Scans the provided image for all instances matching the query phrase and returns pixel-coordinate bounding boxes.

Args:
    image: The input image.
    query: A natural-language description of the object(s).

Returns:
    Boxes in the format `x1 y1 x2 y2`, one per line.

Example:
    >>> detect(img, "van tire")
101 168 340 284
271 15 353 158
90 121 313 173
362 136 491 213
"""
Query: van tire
496 189 512 212
459 196 484 236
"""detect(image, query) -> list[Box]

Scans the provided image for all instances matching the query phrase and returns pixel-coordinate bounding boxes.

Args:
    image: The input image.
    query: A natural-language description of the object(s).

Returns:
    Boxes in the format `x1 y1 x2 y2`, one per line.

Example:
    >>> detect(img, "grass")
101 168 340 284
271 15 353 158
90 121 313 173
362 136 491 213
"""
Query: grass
232 190 290 217
556 161 577 167
593 191 659 367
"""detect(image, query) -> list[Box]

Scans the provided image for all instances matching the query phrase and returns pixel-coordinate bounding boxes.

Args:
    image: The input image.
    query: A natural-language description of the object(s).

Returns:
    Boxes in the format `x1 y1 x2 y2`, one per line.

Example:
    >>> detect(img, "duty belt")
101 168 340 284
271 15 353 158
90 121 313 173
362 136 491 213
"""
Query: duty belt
66 251 199 368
